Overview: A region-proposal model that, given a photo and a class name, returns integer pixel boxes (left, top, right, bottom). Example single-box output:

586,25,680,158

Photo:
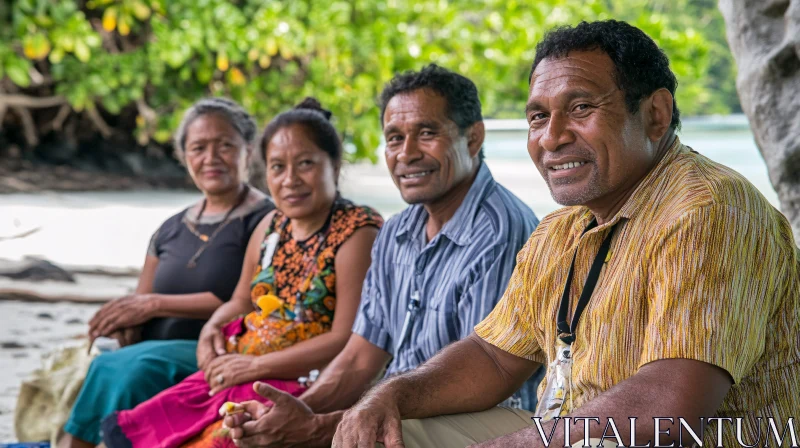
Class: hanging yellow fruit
258,54,271,69
102,7,117,32
131,1,151,21
118,16,131,36
229,67,245,86
216,52,229,71
247,48,259,61
266,38,278,56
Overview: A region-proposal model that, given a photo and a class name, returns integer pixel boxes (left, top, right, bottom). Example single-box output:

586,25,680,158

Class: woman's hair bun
294,97,333,120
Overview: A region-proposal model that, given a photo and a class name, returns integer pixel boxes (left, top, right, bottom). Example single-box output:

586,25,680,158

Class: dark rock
36,312,55,320
66,318,83,325
720,0,800,241
0,257,76,283
1,341,25,349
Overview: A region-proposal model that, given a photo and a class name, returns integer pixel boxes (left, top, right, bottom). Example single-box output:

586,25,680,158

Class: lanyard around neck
556,219,620,345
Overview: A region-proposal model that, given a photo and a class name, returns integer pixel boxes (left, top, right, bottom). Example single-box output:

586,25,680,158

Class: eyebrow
525,88,598,115
384,120,442,134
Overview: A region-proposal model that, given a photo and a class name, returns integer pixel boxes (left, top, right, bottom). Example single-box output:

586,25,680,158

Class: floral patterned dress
180,198,382,448
226,198,382,355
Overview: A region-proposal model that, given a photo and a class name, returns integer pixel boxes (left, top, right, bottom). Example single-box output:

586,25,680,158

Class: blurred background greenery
0,0,738,163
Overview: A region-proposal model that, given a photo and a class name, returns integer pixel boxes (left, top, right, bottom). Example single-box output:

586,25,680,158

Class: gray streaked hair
173,97,258,164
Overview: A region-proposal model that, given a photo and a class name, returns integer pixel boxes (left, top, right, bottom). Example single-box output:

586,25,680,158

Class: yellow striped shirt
475,139,799,446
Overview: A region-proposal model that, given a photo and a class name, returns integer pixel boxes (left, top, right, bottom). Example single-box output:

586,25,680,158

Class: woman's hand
88,294,158,338
107,326,143,348
205,354,263,396
197,323,227,371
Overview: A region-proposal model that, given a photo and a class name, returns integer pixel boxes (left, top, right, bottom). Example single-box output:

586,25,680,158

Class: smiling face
184,113,250,196
383,88,479,205
526,50,657,208
265,124,338,220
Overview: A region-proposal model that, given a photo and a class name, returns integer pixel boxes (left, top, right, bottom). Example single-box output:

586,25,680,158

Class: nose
396,137,423,165
539,112,575,152
203,144,223,164
281,163,301,187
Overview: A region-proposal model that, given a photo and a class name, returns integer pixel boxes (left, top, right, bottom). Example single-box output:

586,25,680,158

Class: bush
0,0,728,162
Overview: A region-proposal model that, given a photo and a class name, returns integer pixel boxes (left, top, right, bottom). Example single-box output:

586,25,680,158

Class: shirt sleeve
146,228,160,257
474,236,545,363
638,204,791,383
351,230,392,353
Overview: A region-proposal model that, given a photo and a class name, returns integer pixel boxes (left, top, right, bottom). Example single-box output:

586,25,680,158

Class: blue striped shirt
352,162,543,410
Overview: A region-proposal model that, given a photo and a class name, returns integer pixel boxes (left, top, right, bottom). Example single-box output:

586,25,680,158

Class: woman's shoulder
332,200,384,231
158,207,192,233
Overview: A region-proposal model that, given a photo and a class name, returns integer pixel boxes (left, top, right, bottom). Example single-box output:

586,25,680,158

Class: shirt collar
395,162,495,246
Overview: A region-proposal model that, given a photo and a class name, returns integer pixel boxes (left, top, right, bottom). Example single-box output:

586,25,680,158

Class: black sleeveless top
142,195,274,341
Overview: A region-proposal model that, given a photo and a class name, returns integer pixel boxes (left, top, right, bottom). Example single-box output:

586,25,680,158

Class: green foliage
1,0,738,161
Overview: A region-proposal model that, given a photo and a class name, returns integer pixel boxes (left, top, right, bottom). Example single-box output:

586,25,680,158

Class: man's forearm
299,335,390,413
382,334,536,420
479,359,732,448
300,360,381,413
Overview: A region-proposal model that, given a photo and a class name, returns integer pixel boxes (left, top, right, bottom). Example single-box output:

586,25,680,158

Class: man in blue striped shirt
222,65,540,447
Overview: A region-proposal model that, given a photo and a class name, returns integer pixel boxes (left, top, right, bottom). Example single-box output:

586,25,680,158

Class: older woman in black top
61,98,274,448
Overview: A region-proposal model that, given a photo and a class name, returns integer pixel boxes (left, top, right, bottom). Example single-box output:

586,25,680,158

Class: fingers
239,400,270,419
94,307,126,337
228,425,244,441
252,381,292,406
212,330,226,355
223,411,252,430
380,418,406,448
196,340,215,370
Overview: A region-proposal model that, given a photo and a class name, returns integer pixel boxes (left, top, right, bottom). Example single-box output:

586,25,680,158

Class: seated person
60,97,273,448
222,65,541,448
333,20,800,448
100,98,383,448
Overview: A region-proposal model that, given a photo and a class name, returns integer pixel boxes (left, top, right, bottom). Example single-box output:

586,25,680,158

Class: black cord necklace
185,185,250,269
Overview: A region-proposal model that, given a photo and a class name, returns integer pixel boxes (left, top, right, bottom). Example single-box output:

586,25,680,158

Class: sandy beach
0,301,99,443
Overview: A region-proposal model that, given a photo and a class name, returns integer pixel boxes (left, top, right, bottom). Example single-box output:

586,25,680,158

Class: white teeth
403,171,432,178
552,161,586,171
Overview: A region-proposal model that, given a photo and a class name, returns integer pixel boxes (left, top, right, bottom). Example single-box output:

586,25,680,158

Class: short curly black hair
530,20,681,130
379,64,484,160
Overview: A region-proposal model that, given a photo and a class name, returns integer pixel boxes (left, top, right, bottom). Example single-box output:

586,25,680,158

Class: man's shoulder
654,149,781,226
473,181,539,237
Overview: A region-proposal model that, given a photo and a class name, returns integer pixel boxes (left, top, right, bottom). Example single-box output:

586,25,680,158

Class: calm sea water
0,117,780,269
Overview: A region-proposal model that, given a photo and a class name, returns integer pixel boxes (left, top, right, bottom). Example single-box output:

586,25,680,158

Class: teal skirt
64,340,198,444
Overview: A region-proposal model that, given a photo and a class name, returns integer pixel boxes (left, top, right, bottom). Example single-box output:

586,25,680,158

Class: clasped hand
222,382,318,447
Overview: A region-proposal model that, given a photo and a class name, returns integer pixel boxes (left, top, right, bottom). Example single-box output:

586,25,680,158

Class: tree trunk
718,0,800,242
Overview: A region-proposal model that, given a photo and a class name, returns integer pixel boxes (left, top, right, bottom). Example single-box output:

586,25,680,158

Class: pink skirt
101,319,306,448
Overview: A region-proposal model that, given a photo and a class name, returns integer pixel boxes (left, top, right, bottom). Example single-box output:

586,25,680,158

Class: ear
466,121,485,159
644,88,673,142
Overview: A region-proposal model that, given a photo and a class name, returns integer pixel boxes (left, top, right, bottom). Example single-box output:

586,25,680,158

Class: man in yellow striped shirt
333,20,800,448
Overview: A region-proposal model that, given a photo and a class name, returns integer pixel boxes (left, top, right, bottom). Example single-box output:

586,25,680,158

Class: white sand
0,300,101,443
